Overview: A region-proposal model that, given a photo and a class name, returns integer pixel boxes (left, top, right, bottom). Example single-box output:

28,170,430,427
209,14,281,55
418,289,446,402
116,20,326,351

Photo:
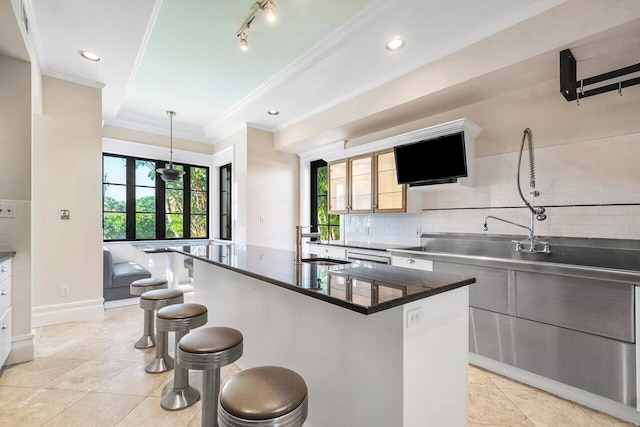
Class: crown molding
203,0,403,137
105,110,211,143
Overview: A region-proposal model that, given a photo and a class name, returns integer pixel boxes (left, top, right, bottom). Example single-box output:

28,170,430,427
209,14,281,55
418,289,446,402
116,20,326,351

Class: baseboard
5,333,35,365
104,297,139,309
469,353,640,425
32,298,105,327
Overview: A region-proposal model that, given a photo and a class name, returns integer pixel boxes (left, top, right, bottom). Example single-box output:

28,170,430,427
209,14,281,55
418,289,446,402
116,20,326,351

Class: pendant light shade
156,110,185,183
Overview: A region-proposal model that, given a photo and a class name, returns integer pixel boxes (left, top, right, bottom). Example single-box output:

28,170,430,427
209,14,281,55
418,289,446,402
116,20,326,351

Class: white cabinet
0,258,12,367
391,255,433,272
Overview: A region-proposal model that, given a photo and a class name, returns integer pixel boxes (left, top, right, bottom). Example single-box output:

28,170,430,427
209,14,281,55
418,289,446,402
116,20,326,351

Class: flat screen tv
394,132,467,186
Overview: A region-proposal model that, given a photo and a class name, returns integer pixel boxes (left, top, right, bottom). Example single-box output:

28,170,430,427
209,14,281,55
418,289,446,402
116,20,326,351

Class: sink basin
301,258,351,266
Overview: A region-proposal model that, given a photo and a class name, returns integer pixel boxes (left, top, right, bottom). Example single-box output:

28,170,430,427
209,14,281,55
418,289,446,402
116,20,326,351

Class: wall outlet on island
406,307,422,328
414,228,421,237
60,285,70,297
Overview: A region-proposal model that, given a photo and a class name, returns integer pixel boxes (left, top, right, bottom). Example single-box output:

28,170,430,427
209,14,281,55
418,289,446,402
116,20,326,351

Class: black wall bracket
560,48,640,102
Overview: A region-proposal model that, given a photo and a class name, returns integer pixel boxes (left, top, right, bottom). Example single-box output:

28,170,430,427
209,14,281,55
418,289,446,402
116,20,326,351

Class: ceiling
11,0,568,144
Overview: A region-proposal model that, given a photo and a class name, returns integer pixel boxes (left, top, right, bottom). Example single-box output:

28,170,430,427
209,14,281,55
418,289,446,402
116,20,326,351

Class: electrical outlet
414,228,421,237
0,202,16,218
259,216,264,224
60,286,70,297
406,307,422,328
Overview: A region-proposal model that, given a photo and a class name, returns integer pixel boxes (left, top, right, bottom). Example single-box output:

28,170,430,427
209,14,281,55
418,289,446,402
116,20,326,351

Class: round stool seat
177,327,244,426
220,366,308,423
140,289,183,310
130,278,168,296
178,327,243,370
157,303,208,333
142,289,184,374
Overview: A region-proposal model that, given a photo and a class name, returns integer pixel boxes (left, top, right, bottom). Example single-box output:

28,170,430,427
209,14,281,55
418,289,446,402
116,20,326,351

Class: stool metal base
134,334,155,349
145,354,173,373
160,385,200,411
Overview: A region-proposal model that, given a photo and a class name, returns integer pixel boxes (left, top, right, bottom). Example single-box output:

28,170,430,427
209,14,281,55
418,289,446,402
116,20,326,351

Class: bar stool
177,327,243,426
218,366,308,427
141,289,184,373
156,303,208,410
130,277,169,349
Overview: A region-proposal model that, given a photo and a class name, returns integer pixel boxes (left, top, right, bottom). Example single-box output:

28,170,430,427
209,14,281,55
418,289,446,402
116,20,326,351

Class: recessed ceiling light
267,110,279,116
385,38,405,51
79,49,102,62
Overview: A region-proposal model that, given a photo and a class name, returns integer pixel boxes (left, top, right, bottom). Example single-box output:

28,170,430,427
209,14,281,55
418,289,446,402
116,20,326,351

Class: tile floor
0,300,634,426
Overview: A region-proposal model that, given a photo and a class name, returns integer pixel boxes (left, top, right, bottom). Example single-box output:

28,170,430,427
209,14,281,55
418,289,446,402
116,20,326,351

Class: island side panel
403,286,469,426
193,259,404,427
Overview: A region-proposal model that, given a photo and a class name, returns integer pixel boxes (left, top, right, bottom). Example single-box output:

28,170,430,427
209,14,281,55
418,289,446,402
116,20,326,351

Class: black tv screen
394,132,467,186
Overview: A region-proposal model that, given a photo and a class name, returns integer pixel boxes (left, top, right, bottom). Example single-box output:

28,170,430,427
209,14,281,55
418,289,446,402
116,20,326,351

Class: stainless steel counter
389,233,640,283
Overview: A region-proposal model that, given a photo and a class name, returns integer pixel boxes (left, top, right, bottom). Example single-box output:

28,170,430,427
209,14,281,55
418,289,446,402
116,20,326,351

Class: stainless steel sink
301,258,351,266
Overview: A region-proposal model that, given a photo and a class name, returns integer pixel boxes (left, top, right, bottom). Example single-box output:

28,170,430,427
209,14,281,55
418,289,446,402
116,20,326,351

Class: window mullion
156,160,165,239
126,157,136,240
184,165,191,239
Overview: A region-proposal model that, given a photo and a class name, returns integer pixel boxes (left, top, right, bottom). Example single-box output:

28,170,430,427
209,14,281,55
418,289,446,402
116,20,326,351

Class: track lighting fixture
235,0,277,51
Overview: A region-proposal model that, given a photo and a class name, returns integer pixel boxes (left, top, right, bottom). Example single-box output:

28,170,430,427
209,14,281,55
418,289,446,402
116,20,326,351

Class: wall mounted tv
394,131,467,187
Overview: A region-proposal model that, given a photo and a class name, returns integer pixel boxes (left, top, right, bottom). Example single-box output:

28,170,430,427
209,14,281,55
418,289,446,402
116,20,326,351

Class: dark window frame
310,160,340,241
102,153,209,242
219,163,232,240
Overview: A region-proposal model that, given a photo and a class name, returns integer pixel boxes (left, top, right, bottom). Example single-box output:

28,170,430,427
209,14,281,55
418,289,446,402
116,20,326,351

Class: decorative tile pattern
0,296,632,426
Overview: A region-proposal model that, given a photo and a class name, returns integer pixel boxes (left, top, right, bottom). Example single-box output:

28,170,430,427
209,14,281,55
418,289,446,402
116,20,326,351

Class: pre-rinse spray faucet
483,128,550,254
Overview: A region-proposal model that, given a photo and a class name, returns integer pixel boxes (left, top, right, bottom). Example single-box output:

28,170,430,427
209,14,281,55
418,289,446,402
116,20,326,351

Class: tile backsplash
344,133,640,244
0,199,31,342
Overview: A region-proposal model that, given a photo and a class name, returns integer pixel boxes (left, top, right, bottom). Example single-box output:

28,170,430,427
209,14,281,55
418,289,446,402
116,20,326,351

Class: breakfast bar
158,243,474,427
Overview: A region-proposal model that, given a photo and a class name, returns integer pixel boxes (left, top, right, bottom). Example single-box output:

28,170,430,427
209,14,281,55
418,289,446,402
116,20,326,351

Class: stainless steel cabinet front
470,307,636,406
515,271,635,343
435,261,511,315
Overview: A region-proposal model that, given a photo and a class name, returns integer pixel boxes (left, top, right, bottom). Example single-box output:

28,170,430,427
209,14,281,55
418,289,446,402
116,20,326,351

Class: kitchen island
155,243,474,427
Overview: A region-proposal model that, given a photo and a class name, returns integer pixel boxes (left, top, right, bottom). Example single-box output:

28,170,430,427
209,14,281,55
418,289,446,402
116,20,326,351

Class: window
311,160,340,241
219,163,232,240
103,153,209,241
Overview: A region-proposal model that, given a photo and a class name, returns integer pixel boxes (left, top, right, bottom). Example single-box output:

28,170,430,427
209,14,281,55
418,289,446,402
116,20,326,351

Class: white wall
32,76,103,326
344,132,640,244
247,127,299,250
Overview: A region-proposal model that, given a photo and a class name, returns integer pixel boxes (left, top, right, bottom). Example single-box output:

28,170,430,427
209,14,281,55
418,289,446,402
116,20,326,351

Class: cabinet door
328,160,349,213
374,149,406,213
349,154,373,213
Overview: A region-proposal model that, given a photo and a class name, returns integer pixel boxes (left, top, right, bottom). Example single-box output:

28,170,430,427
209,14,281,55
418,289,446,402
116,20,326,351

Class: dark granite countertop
0,252,15,263
143,243,474,315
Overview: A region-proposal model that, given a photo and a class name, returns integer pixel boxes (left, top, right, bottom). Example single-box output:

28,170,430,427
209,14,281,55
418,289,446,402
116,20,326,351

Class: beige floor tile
92,340,156,363
0,385,33,408
41,336,120,360
468,364,495,387
0,388,86,426
43,391,145,427
42,359,133,392
187,410,201,427
501,388,601,427
468,385,534,426
0,358,86,388
115,396,200,427
484,370,536,391
35,335,87,358
96,362,173,396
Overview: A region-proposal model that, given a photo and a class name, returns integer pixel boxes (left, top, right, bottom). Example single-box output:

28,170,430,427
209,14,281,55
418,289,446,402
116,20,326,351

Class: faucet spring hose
517,128,544,219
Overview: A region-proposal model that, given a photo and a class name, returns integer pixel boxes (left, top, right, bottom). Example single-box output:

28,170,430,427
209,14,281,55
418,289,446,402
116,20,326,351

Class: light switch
60,209,70,220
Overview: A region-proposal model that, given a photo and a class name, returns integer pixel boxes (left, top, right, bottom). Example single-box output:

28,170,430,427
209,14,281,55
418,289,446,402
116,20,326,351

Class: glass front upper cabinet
374,149,406,212
348,154,373,213
328,159,349,213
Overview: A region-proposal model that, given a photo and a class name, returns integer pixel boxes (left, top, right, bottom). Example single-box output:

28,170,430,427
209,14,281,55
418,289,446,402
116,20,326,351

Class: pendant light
156,110,185,183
